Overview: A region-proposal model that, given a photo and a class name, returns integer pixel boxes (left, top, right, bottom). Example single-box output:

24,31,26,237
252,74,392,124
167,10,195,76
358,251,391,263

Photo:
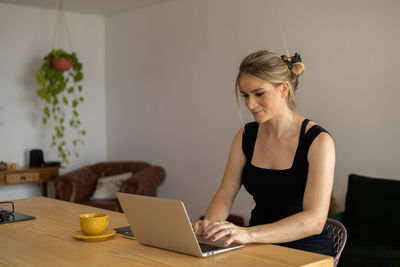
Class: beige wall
0,3,107,200
103,0,400,223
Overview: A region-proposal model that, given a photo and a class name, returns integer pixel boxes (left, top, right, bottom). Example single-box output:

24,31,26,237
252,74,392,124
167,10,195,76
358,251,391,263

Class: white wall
106,0,400,223
0,3,107,200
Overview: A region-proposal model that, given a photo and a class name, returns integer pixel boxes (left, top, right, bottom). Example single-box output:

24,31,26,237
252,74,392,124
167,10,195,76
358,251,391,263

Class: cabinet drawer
0,173,5,185
6,172,39,184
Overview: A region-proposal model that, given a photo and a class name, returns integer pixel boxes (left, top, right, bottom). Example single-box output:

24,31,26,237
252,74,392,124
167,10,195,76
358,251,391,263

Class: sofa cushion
90,172,133,200
339,238,400,267
344,174,400,246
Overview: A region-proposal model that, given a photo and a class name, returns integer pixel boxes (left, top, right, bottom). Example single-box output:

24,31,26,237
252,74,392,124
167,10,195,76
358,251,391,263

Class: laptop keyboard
199,243,222,253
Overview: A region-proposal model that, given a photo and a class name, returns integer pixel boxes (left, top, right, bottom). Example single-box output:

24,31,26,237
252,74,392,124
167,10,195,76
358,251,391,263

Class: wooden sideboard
0,167,60,196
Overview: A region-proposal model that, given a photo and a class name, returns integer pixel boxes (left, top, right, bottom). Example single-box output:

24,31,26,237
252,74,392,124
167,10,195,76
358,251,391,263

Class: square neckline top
247,118,310,172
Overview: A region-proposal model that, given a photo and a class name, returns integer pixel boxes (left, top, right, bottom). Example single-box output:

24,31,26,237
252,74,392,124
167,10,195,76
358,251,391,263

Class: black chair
326,218,347,267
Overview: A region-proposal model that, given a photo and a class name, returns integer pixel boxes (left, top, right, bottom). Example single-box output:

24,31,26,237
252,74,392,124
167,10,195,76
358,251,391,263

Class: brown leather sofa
54,162,166,212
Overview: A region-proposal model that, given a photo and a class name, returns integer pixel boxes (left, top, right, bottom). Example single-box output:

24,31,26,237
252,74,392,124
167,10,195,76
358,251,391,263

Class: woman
193,50,335,255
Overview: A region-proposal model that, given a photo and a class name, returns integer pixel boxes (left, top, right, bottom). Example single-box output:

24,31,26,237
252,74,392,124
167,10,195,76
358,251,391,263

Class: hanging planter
51,57,72,72
35,2,85,164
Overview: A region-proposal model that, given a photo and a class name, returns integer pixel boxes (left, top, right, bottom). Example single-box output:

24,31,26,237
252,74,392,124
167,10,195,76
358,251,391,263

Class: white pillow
90,172,133,200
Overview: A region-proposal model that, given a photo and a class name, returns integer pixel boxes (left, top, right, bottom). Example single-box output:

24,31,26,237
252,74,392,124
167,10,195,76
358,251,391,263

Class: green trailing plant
36,49,85,164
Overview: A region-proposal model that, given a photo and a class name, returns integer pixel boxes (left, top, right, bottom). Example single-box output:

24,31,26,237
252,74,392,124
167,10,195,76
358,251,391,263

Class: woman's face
239,73,287,123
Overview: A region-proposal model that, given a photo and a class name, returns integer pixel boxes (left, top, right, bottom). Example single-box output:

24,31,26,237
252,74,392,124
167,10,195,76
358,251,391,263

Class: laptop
117,192,244,257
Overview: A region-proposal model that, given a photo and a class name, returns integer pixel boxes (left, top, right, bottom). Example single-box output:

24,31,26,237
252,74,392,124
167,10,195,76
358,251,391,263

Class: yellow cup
80,213,109,236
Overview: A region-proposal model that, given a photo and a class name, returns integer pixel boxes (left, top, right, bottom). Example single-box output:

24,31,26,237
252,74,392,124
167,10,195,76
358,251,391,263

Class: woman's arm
206,131,335,246
193,128,246,233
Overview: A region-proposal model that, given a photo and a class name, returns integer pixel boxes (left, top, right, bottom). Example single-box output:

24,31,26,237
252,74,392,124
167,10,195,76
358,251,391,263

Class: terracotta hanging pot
51,57,72,72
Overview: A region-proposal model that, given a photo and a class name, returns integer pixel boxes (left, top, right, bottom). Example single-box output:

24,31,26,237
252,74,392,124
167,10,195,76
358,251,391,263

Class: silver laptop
117,192,244,257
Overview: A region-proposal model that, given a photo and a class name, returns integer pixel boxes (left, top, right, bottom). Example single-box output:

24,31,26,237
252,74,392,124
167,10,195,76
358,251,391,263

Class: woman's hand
202,220,252,246
192,219,214,236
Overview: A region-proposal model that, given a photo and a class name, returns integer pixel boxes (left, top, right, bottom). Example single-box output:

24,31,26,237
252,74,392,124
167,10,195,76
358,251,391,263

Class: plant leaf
74,72,83,82
44,107,50,117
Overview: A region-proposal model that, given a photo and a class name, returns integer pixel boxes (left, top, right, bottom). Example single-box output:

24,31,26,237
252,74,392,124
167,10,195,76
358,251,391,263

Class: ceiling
0,0,168,16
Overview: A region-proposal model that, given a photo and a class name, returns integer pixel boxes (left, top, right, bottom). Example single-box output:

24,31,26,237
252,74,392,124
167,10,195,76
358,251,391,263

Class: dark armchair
54,162,166,212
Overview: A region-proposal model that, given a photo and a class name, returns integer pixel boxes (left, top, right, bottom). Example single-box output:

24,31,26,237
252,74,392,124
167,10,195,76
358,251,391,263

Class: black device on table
114,226,135,239
29,149,61,168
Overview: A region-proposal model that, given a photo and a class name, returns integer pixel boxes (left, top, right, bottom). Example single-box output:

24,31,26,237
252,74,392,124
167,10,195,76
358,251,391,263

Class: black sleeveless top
241,119,333,256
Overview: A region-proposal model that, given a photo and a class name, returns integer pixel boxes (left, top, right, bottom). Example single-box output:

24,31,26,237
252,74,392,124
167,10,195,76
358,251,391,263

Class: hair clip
281,53,301,69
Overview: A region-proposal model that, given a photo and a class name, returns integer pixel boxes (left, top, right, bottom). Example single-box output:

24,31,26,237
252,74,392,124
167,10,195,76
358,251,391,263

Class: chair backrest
326,218,347,267
345,174,400,246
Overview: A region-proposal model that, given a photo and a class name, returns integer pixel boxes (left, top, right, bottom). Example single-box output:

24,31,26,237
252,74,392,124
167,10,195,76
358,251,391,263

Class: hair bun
291,62,305,77
280,53,305,77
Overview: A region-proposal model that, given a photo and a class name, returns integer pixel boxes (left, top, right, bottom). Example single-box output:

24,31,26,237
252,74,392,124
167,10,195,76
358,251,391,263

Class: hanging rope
52,2,73,52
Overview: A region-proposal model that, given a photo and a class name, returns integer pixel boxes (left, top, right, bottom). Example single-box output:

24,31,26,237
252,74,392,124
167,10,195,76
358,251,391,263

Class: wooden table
0,197,333,266
0,167,60,196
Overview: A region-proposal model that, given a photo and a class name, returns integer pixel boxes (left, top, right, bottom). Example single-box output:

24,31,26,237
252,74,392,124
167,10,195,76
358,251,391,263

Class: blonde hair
235,49,305,126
